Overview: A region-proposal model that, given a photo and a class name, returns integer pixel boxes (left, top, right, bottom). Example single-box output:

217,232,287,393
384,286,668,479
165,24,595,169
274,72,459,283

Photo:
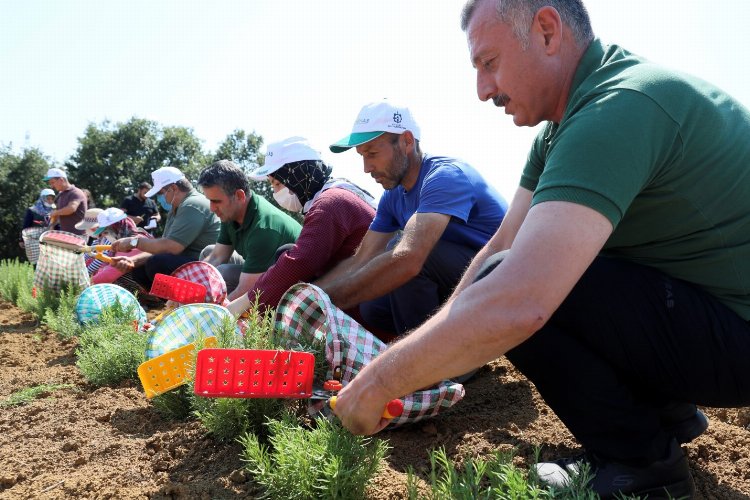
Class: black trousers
478,252,750,462
132,253,196,290
360,238,477,336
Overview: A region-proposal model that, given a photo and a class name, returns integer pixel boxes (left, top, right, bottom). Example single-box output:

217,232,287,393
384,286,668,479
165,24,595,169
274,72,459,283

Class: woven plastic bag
34,230,90,293
275,283,465,427
75,283,146,326
21,227,45,264
145,303,243,359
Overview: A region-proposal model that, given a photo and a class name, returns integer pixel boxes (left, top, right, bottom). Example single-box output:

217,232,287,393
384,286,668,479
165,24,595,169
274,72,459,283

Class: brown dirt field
1,298,749,499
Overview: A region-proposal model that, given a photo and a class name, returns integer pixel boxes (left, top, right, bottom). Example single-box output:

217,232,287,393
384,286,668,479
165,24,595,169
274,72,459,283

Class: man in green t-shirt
198,160,301,301
330,0,750,498
110,166,220,289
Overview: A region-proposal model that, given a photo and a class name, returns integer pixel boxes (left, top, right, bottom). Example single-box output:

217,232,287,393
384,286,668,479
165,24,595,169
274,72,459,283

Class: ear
235,189,247,203
401,131,417,155
533,6,563,54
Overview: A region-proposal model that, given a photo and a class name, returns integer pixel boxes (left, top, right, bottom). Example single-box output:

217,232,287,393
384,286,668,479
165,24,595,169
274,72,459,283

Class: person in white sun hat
316,100,508,340
85,207,152,285
196,159,301,301
224,137,377,323
43,167,87,234
110,166,219,290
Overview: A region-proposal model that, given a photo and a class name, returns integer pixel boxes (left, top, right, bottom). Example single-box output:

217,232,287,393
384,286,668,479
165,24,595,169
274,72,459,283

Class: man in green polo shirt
198,160,301,301
331,0,750,498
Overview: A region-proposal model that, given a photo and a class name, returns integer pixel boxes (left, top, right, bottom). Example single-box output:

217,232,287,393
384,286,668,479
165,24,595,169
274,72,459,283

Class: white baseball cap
330,101,421,153
248,137,322,181
144,167,186,197
43,167,68,181
93,207,127,236
40,188,55,198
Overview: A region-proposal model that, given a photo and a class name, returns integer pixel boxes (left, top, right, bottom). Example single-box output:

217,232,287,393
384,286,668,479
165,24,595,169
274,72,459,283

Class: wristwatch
130,237,139,249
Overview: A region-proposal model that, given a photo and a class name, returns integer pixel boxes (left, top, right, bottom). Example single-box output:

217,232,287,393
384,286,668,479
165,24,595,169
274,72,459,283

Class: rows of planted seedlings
0,258,607,499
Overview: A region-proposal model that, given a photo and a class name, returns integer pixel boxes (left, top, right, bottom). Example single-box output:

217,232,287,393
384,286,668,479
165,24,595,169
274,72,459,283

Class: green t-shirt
521,39,750,319
217,192,301,274
163,189,220,259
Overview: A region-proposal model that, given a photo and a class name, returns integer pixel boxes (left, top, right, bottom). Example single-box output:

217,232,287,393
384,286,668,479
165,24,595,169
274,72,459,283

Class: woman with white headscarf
227,136,376,316
21,188,56,232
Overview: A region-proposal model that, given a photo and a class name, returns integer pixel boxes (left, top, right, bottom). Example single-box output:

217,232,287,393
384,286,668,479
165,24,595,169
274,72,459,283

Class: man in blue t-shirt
318,101,507,338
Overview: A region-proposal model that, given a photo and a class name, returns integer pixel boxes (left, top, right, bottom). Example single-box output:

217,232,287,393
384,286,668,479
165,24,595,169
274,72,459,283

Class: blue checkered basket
75,283,146,326
145,303,236,359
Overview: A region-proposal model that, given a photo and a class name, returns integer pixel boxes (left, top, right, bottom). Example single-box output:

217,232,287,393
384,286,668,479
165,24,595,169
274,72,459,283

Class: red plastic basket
194,348,315,398
149,273,207,304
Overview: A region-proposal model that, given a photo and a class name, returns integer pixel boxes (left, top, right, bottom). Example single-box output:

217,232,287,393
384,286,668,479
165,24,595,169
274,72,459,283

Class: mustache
492,94,510,107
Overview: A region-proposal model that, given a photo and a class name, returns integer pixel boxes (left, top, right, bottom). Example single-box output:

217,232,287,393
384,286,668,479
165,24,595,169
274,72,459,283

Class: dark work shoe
661,404,709,444
534,438,695,499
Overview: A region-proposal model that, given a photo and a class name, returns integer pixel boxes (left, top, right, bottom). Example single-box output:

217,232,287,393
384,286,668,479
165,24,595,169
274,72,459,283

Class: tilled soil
1,299,749,499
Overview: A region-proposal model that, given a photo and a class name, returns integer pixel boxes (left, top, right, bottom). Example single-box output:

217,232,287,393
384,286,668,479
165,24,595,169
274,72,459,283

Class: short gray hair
461,0,593,48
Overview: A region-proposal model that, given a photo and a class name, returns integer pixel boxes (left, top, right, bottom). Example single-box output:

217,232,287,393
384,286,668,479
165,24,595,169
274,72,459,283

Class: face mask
157,188,174,211
273,187,303,213
157,194,172,211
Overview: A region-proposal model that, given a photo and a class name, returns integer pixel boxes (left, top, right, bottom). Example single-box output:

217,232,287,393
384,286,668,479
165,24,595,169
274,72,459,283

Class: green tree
0,146,51,260
67,118,209,208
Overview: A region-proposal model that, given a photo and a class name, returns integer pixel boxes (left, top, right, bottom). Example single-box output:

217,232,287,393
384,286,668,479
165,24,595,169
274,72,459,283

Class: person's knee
474,250,508,283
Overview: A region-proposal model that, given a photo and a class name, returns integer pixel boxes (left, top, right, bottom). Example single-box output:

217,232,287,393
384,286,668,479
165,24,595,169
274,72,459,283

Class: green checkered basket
275,283,465,427
34,230,90,293
75,284,147,326
146,303,242,359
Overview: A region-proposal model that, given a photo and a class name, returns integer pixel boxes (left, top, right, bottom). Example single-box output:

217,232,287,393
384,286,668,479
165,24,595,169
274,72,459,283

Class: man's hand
110,255,135,273
132,215,144,225
111,237,136,253
331,374,393,435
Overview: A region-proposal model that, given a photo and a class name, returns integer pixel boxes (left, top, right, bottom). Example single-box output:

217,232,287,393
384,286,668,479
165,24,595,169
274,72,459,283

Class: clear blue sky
2,0,748,201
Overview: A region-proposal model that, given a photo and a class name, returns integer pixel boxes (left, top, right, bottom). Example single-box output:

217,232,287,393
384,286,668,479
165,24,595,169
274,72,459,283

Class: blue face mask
157,194,172,211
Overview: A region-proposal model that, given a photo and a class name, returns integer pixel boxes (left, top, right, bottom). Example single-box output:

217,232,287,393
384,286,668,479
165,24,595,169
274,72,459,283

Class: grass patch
240,411,389,499
1,383,75,408
406,447,607,500
0,259,35,304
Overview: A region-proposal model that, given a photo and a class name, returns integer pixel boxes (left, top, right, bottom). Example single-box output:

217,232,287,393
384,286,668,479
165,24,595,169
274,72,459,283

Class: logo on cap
393,112,402,124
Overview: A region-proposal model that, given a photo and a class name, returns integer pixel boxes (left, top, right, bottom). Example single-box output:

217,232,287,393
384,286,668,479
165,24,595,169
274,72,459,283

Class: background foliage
0,119,284,260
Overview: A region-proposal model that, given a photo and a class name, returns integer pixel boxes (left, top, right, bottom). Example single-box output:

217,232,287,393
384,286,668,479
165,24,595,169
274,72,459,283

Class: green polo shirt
217,192,301,274
521,38,750,319
163,188,220,259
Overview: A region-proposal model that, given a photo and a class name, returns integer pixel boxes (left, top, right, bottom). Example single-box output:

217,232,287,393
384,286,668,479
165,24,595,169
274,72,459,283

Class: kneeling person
227,137,376,315
198,160,301,300
110,167,220,289
318,101,508,337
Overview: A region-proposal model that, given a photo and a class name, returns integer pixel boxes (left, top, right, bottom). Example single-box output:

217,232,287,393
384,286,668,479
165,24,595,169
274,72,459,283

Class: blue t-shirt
369,154,507,250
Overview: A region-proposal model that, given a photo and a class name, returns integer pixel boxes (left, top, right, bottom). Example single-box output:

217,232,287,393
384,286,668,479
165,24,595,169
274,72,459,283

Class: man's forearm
324,251,418,310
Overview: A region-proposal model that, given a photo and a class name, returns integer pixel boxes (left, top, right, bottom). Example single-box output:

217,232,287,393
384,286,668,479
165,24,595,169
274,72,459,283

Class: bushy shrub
190,312,292,442
75,301,149,386
240,411,389,499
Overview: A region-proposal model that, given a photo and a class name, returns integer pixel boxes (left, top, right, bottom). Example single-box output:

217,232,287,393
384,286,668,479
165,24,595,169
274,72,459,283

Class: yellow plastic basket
138,336,218,399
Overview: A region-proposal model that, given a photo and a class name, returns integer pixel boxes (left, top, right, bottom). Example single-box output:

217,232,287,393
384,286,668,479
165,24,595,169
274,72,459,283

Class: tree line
0,118,275,260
